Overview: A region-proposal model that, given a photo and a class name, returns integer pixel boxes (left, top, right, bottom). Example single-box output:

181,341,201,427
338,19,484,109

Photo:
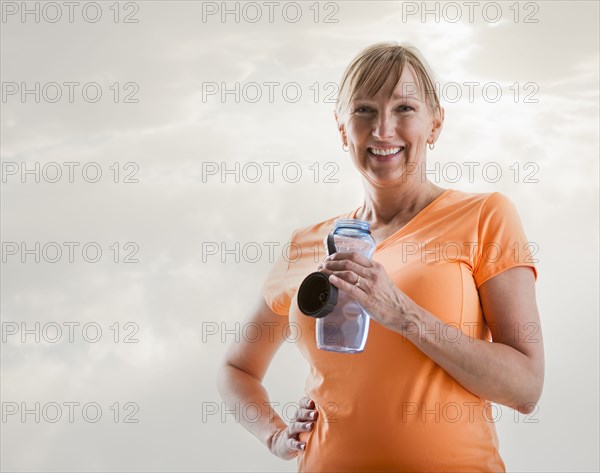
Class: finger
288,421,314,438
321,258,366,274
326,251,371,267
327,270,364,287
300,397,315,409
322,264,368,288
329,273,367,297
296,408,318,421
320,262,370,284
297,420,314,433
323,267,366,286
287,437,305,452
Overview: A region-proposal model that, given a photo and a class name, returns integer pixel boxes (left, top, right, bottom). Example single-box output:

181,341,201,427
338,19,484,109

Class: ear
334,110,348,145
429,106,444,144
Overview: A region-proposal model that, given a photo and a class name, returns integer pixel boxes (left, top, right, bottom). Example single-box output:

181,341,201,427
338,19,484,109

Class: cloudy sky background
1,1,598,471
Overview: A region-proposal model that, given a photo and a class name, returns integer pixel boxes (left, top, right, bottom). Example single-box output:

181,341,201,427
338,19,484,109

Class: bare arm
393,266,545,414
217,295,289,450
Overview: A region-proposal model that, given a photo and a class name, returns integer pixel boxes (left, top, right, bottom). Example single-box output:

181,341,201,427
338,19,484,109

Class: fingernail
305,422,312,429
300,443,305,451
309,411,316,419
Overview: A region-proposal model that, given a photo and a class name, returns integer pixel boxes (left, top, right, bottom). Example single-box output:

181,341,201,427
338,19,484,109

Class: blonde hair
335,42,441,126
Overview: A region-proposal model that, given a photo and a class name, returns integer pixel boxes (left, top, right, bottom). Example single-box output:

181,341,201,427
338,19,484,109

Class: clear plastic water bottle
297,219,377,353
315,219,376,353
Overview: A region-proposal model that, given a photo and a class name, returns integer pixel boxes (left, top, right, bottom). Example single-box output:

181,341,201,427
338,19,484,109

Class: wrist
397,303,426,342
266,418,287,452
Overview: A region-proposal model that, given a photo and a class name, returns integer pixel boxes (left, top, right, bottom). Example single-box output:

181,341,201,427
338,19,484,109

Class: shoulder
440,189,518,217
426,190,525,240
290,209,355,244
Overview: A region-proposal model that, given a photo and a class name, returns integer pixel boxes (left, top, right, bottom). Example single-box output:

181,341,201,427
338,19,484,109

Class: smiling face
339,65,443,187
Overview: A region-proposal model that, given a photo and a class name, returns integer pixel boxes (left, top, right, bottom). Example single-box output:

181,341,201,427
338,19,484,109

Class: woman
218,42,544,472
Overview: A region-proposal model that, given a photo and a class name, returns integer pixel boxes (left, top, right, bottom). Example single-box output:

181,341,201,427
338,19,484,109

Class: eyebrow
353,94,421,101
392,93,420,100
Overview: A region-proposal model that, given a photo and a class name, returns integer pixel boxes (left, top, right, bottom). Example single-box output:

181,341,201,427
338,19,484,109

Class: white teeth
369,147,403,156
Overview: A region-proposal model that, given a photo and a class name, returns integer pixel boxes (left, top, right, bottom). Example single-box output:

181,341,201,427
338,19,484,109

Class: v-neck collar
346,189,453,251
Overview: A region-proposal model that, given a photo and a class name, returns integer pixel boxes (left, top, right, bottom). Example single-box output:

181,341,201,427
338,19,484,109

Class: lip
367,146,405,160
368,144,404,150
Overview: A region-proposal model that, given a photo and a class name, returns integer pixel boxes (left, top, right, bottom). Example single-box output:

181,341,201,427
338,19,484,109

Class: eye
352,106,374,114
397,105,415,112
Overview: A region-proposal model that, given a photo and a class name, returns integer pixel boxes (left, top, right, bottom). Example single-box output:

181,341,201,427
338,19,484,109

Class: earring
342,142,349,152
428,142,435,150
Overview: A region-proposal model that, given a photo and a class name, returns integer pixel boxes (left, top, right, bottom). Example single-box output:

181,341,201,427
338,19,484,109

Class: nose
372,111,395,140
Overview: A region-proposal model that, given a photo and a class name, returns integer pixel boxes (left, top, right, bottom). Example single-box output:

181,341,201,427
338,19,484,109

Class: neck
356,179,445,226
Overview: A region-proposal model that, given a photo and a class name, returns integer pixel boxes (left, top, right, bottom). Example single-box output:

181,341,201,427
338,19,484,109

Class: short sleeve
473,192,538,288
260,229,296,316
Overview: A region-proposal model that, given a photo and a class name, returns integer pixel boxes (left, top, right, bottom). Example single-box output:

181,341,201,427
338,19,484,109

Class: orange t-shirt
261,189,538,472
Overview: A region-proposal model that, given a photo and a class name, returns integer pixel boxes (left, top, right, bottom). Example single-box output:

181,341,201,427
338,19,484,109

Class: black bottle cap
297,271,338,318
